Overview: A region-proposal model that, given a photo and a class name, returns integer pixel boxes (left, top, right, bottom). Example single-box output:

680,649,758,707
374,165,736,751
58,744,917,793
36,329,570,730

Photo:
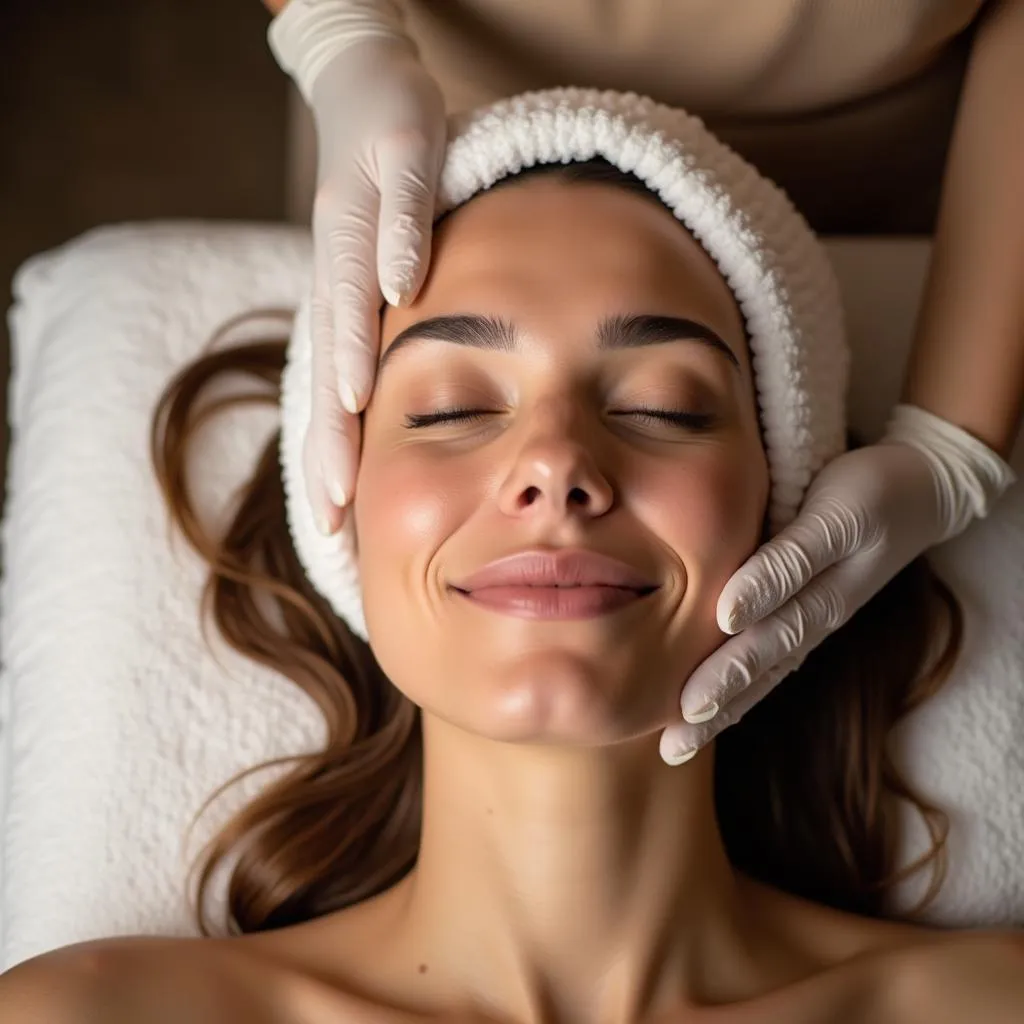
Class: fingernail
666,746,698,766
339,383,359,415
683,700,719,725
315,512,334,537
328,479,348,508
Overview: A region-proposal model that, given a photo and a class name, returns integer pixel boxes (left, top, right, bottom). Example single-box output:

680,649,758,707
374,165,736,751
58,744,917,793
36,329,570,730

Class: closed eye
404,407,714,430
404,408,494,428
611,408,715,430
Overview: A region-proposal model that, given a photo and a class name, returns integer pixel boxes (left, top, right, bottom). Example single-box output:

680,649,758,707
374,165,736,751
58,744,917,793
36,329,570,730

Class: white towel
2,224,327,968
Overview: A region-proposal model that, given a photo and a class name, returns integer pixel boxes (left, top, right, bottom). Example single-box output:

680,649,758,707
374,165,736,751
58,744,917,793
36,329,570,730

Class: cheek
355,450,455,585
353,450,444,699
357,458,449,554
646,445,766,555
635,440,769,649
353,442,485,652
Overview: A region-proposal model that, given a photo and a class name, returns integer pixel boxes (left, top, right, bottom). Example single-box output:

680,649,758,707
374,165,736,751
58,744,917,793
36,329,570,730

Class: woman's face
354,173,769,747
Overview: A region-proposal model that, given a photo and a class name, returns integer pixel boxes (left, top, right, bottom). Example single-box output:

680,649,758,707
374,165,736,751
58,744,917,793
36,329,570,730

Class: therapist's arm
903,0,1024,459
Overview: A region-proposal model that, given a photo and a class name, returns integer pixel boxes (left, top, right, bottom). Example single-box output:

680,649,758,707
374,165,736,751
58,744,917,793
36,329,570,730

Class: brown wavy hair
150,160,961,938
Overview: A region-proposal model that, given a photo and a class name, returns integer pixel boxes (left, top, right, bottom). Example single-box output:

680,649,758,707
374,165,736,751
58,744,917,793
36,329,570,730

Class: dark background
0,0,289,526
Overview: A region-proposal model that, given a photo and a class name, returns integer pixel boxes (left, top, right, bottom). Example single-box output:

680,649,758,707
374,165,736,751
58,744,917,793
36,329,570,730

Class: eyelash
403,407,714,430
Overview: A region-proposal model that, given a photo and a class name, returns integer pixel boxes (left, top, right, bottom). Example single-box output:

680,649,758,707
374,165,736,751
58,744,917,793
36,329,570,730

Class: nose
496,401,614,522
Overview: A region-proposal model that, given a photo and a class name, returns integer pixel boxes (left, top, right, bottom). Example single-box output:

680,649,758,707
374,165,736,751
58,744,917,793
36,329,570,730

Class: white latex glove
659,403,1017,766
269,0,447,534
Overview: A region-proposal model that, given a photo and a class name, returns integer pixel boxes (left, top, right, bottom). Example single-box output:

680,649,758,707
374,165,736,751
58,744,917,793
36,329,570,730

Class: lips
450,549,659,620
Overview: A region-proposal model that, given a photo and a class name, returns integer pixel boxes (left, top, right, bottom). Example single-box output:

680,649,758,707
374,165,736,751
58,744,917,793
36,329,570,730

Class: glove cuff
268,0,413,105
882,402,1018,541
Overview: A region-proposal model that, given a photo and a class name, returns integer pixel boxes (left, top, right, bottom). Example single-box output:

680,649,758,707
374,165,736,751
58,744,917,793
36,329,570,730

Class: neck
386,716,760,1024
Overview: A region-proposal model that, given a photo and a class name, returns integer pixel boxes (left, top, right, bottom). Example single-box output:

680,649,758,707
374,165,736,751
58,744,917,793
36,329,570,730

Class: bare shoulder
741,880,1024,1023
884,930,1024,1023
0,934,295,1024
0,941,110,1023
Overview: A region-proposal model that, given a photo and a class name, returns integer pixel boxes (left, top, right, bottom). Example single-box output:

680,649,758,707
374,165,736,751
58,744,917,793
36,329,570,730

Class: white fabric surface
1,224,1021,972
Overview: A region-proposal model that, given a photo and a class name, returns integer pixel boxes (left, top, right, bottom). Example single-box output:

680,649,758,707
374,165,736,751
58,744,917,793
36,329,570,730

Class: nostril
518,485,594,509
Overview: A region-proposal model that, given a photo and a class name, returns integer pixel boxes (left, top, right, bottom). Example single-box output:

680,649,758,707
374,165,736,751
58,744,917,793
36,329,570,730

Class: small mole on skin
418,963,428,974
486,807,494,816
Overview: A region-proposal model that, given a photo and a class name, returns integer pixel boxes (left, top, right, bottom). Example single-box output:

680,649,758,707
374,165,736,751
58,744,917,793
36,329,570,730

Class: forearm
902,0,1024,459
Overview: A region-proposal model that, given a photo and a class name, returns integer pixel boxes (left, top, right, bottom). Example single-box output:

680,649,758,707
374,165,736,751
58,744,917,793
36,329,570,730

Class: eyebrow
377,312,740,373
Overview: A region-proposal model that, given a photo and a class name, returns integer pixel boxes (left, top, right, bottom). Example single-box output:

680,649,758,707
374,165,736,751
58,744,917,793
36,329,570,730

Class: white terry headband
280,87,849,642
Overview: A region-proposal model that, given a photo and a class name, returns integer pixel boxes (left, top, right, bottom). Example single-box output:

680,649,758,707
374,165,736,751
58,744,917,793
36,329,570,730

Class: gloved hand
659,403,1017,766
269,0,447,535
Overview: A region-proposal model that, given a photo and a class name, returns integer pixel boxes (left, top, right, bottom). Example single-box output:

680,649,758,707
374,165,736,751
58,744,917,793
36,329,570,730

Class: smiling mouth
449,547,660,619
451,583,657,620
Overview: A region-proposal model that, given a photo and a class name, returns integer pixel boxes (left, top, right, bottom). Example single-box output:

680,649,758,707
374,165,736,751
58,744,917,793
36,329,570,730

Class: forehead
382,175,748,366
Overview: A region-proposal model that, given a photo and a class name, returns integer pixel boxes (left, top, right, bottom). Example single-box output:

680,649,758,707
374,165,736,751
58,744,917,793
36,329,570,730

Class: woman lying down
2,89,1022,1024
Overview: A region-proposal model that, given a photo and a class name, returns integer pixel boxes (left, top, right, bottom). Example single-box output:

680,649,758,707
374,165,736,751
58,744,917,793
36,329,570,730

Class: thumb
718,494,856,633
376,132,442,307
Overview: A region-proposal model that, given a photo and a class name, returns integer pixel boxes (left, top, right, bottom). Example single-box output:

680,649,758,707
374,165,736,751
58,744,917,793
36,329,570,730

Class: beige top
398,0,991,232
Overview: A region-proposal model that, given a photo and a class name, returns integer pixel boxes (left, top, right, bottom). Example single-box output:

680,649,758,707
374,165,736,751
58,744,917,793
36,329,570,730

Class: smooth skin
2,175,1022,1024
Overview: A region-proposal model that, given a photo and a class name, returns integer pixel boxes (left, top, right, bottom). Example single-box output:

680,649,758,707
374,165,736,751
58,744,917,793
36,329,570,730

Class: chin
438,647,681,748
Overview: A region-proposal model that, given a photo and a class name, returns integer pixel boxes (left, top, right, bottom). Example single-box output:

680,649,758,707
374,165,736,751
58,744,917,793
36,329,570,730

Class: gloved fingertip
659,726,701,766
718,600,747,634
335,359,373,414
327,478,349,509
318,493,350,536
384,269,421,309
397,262,430,308
382,228,430,309
324,446,357,509
339,382,360,415
315,511,334,537
682,700,719,725
719,579,765,632
308,483,341,537
664,746,698,767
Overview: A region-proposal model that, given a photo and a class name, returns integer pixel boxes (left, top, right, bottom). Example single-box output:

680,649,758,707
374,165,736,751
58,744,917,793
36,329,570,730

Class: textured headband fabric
280,87,849,642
